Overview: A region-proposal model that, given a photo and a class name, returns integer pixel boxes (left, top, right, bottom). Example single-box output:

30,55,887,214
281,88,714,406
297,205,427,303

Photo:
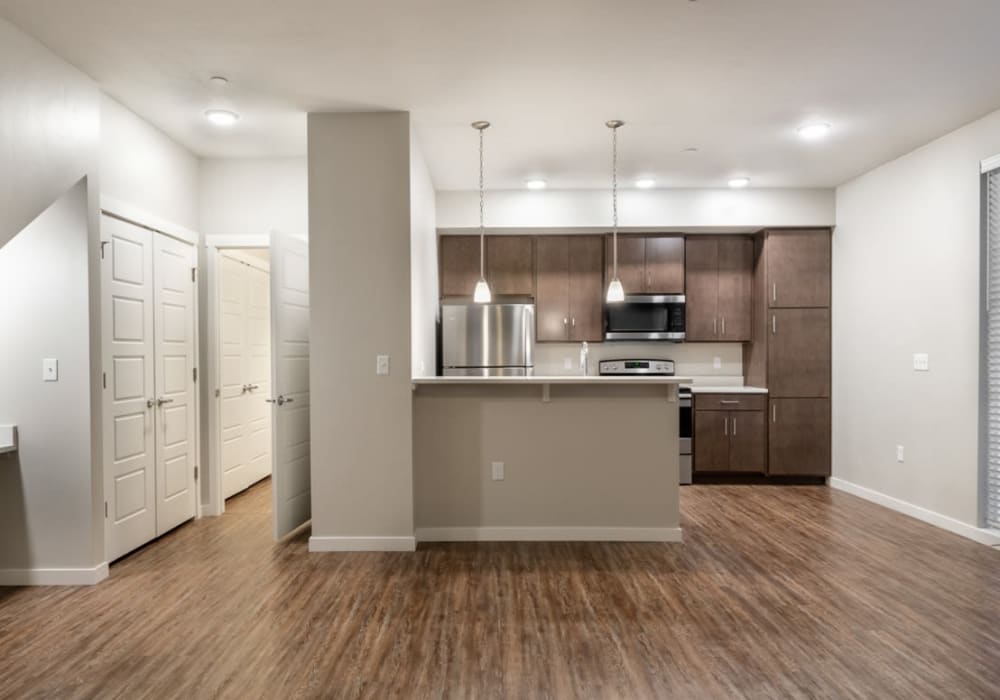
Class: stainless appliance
604,294,686,341
441,301,535,376
597,358,691,484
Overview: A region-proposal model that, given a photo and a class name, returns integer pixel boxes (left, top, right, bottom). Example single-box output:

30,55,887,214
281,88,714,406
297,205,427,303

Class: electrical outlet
376,354,390,376
563,357,573,370
913,353,929,371
713,357,722,370
43,358,58,382
491,461,505,481
896,445,905,463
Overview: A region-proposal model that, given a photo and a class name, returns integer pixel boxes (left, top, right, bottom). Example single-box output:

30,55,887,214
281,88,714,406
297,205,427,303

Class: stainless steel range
598,359,692,485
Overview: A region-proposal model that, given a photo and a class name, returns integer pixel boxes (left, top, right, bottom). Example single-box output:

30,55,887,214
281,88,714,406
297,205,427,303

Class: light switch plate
491,461,505,481
913,353,929,372
43,358,58,382
376,354,390,376
896,445,905,462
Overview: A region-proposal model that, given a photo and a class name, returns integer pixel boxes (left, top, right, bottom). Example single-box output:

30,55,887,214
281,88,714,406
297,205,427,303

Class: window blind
987,168,1000,529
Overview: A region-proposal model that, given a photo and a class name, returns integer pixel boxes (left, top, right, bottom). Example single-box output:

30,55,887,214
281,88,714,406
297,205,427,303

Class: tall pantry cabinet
744,229,832,477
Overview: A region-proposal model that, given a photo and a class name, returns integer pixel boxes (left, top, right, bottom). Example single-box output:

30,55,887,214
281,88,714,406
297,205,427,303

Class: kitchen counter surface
412,375,692,385
686,385,769,394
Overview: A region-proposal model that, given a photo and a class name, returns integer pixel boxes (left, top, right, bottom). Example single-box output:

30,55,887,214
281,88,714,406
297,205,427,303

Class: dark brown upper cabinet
440,235,535,299
767,307,831,398
685,237,752,342
767,230,831,308
487,236,535,297
605,234,684,295
536,236,604,342
439,235,481,298
768,398,831,476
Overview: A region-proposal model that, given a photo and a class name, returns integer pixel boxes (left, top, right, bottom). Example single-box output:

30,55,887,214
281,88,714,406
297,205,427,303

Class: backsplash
533,342,744,379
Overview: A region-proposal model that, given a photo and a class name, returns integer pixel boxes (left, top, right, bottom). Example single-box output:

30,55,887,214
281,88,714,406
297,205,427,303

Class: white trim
100,196,199,246
415,526,683,543
830,478,1000,546
219,248,270,272
981,153,1000,174
308,536,417,552
206,234,271,249
0,562,109,586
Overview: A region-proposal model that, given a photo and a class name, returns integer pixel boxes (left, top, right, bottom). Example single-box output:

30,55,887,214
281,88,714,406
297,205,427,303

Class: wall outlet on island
491,461,505,481
376,354,390,376
713,357,722,370
896,445,905,463
563,357,573,370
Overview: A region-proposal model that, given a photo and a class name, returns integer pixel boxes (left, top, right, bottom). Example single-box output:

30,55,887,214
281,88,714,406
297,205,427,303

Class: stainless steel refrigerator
441,301,535,376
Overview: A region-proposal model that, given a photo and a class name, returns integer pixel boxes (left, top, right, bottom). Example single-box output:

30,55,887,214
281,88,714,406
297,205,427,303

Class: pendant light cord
479,126,486,280
612,123,619,278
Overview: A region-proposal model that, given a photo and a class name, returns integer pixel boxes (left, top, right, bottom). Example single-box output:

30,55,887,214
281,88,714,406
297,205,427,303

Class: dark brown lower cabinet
768,398,831,476
694,409,766,473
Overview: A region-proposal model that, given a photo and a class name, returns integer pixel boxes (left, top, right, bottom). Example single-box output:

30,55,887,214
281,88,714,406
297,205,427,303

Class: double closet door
219,253,272,499
102,215,198,562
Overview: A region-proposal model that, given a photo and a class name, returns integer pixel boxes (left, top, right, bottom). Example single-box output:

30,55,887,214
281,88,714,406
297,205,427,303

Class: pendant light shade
471,120,492,304
606,119,626,303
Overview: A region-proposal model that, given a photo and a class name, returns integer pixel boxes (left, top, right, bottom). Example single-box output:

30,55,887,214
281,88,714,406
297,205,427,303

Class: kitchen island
411,376,688,542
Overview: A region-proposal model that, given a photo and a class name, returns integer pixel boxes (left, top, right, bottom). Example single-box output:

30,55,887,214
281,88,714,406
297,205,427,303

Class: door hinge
191,267,197,283
103,372,107,389
194,465,199,481
193,367,198,383
104,501,108,518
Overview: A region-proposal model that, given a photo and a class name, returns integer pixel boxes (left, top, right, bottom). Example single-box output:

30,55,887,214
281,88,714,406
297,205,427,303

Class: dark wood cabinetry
605,235,684,294
768,398,831,476
440,235,534,298
767,308,831,397
767,230,831,308
536,236,604,342
694,394,766,474
685,237,752,341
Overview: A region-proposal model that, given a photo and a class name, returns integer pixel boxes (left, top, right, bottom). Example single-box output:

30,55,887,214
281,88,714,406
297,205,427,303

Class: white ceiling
3,0,1000,190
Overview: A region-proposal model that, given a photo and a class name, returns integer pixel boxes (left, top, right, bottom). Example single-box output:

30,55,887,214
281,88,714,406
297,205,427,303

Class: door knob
246,384,260,391
156,397,174,406
146,398,156,409
266,395,294,406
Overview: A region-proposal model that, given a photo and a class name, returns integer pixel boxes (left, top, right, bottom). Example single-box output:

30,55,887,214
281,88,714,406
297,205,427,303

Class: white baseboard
829,477,1000,547
201,501,223,517
415,526,683,543
308,536,417,552
0,562,109,586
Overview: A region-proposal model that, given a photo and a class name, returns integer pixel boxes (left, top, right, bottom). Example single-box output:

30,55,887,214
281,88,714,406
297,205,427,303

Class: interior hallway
0,480,998,699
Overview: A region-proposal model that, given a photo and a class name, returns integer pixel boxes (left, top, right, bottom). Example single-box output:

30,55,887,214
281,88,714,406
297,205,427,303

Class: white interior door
153,233,197,535
219,254,249,498
245,263,272,484
270,232,311,539
102,216,157,561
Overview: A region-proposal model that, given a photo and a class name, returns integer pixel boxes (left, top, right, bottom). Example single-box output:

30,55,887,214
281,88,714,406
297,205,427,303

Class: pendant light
471,121,492,303
606,119,626,303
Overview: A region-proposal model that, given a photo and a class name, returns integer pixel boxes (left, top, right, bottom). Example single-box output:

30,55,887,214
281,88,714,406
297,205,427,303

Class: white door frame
100,196,202,565
204,234,276,517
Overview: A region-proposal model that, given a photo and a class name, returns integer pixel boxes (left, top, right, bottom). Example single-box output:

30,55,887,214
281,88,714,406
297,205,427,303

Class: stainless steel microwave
604,294,686,341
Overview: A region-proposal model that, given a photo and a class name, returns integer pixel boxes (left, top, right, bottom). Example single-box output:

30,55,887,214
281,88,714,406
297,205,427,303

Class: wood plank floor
1,481,998,699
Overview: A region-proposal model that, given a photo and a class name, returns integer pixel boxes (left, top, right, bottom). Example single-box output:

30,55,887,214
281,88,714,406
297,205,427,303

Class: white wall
437,188,835,231
0,17,99,249
199,158,308,239
308,112,415,549
0,181,104,582
410,135,438,378
100,95,200,230
534,342,743,380
833,107,1000,529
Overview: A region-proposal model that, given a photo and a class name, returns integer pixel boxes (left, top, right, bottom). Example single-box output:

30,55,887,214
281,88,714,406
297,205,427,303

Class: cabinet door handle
713,318,718,336
732,417,736,436
719,400,739,405
723,417,728,436
721,317,726,336
563,317,568,326
571,317,576,328
772,283,777,302
772,404,777,423
771,315,776,335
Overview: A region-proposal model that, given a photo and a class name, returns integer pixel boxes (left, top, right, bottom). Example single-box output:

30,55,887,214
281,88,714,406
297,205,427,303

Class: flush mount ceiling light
796,122,831,140
525,179,547,190
471,121,492,304
728,177,751,188
606,119,626,304
204,109,239,127
635,178,656,189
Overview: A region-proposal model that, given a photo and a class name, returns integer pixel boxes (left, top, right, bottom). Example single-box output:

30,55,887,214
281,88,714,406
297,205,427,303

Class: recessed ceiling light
525,179,547,190
635,178,656,189
796,122,831,140
205,109,239,127
728,177,751,188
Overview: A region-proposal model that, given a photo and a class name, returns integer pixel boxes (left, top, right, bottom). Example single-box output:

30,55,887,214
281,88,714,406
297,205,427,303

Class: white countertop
686,385,768,394
413,375,692,385
0,425,17,455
